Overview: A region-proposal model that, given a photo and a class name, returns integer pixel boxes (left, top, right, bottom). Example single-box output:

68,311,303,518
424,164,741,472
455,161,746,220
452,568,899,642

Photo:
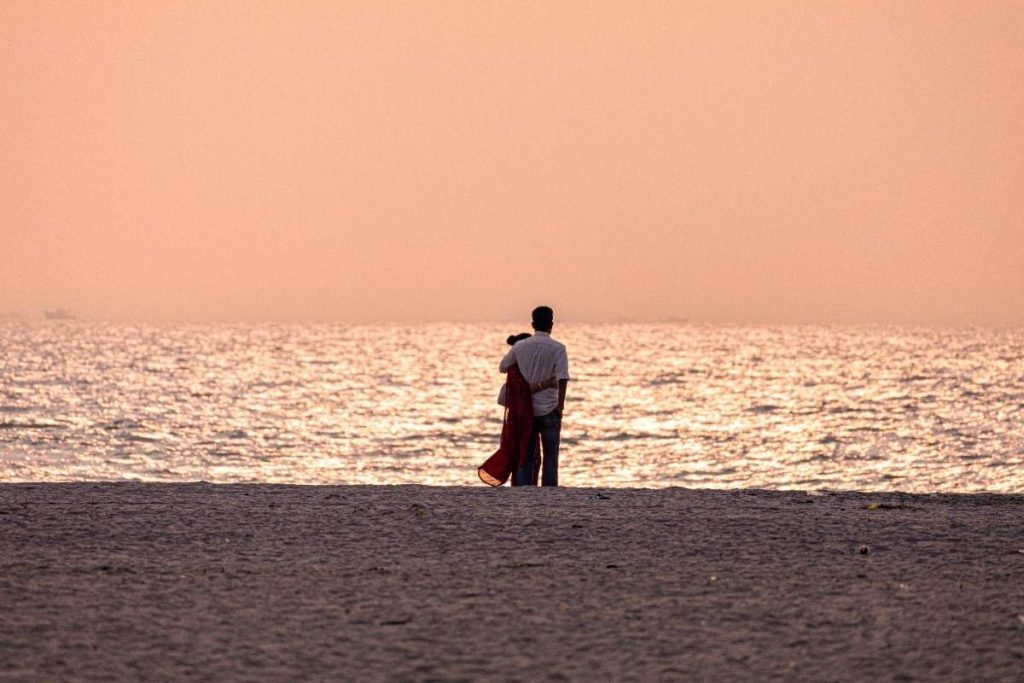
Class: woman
478,333,558,487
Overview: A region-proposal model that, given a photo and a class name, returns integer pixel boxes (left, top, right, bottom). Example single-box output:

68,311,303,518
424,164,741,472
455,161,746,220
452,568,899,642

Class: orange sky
2,1,1022,324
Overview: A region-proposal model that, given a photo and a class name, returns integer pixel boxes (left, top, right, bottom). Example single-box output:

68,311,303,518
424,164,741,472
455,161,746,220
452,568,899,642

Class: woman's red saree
478,364,538,486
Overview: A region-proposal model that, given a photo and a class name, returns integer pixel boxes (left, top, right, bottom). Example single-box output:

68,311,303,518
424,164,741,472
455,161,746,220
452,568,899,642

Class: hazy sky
2,1,1022,324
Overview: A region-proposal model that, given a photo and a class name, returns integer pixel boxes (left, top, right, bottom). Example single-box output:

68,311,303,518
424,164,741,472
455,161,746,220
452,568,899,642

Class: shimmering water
1,322,1021,491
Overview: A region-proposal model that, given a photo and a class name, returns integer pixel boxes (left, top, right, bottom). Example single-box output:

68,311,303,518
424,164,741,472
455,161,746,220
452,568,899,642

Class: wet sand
1,483,1023,681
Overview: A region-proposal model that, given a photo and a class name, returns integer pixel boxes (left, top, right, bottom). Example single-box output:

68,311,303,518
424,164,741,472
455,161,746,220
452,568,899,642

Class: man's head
531,306,554,332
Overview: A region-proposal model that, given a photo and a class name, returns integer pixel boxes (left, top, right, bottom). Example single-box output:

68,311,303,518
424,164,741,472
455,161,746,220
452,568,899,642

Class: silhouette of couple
479,306,570,487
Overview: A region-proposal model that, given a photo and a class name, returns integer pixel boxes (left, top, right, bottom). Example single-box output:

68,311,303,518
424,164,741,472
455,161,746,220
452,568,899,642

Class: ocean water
1,322,1021,492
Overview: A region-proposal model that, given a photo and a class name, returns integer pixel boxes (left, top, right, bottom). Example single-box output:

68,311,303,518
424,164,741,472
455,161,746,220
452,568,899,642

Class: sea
1,322,1021,492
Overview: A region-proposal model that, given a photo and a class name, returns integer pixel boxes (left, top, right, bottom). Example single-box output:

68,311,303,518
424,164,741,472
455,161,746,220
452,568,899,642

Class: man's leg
538,412,561,487
515,426,540,486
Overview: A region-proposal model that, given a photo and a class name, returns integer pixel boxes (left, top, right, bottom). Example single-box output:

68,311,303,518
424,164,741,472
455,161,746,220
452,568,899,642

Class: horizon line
1,312,1020,331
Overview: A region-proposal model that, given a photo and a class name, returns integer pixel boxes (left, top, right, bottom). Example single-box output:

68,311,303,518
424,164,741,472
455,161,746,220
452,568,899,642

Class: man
499,306,570,486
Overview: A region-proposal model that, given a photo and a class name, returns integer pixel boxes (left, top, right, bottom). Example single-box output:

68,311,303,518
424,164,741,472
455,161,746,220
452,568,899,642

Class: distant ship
43,308,74,320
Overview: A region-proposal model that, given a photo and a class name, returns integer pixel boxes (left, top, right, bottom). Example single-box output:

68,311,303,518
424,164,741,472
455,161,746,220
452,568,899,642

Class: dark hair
531,305,554,331
506,332,531,346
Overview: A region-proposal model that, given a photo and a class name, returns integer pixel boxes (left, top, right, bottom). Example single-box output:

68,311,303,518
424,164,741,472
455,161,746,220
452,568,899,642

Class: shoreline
3,483,1023,680
3,480,1023,495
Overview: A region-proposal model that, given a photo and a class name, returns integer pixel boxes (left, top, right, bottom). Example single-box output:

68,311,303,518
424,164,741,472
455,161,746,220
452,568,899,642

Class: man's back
500,332,569,416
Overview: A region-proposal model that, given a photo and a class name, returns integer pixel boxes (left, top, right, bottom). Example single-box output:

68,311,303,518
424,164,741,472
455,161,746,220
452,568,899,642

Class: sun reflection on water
0,322,1022,491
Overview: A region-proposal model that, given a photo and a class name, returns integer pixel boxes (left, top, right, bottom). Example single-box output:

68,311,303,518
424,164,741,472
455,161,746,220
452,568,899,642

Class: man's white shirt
499,332,570,416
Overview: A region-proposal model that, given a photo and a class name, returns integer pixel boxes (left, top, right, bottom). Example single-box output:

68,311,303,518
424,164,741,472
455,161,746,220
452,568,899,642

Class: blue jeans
515,410,562,487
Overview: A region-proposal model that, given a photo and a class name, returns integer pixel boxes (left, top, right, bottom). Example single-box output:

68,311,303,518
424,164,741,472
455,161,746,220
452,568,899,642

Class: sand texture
2,483,1024,681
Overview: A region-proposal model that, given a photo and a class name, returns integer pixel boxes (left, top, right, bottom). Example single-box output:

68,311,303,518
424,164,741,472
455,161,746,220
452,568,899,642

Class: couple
478,306,570,487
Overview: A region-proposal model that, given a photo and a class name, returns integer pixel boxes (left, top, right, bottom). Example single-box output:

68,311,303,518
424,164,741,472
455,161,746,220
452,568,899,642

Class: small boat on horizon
43,308,74,320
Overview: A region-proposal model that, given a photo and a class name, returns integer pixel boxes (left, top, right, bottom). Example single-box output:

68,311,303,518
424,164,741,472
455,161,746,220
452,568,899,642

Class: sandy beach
1,483,1023,681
